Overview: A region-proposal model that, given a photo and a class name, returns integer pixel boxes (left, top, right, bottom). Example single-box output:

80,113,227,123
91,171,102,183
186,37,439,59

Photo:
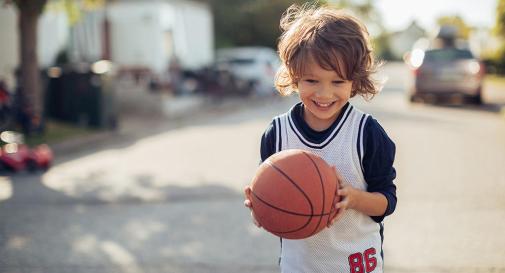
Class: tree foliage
496,0,505,38
436,15,471,39
198,0,325,49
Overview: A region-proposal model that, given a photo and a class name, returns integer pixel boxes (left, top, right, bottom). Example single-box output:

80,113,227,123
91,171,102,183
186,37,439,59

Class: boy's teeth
315,101,332,107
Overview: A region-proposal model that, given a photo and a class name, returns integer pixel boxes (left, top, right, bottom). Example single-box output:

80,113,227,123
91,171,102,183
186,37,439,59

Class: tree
329,0,385,35
199,0,325,49
492,0,505,74
2,0,103,135
3,0,47,135
496,0,505,38
436,15,471,39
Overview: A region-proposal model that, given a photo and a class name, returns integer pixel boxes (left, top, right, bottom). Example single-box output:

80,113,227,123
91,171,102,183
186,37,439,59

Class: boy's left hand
327,168,359,227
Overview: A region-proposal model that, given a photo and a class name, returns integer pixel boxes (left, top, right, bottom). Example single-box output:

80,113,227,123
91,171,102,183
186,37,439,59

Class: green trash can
45,61,118,129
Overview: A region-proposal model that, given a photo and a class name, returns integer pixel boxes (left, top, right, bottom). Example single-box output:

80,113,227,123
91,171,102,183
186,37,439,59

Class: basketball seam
251,190,320,234
250,190,333,217
302,152,326,238
259,161,315,235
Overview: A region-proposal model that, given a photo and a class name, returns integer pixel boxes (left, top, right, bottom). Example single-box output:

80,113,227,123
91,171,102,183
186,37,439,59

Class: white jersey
273,104,384,273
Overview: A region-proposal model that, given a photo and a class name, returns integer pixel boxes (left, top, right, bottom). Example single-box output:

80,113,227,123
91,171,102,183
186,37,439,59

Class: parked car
408,48,485,104
216,47,280,96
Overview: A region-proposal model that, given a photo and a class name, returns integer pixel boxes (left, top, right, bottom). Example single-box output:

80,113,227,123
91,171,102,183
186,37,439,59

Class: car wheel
469,90,482,105
409,94,422,103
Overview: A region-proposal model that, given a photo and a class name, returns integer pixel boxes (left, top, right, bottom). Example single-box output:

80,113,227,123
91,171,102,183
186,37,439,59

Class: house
389,21,426,60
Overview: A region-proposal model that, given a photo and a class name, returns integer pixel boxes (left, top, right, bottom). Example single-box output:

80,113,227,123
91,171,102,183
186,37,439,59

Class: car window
424,49,474,62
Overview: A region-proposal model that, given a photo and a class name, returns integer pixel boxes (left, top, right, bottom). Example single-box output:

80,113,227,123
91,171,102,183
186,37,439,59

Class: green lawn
25,120,100,147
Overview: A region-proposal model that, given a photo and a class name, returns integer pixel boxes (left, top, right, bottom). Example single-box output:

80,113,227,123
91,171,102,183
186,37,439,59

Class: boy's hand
328,168,359,227
244,186,262,228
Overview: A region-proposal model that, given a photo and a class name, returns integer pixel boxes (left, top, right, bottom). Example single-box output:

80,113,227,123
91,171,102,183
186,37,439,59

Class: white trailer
107,0,214,74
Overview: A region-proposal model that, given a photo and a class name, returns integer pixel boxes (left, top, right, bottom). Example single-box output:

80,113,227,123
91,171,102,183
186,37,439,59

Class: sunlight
101,241,143,273
410,49,425,68
0,176,13,201
40,121,263,202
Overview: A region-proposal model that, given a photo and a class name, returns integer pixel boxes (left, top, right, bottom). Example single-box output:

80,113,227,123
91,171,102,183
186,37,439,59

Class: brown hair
275,4,381,99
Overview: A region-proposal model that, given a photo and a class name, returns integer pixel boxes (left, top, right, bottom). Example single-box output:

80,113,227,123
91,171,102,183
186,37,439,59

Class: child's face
297,57,353,131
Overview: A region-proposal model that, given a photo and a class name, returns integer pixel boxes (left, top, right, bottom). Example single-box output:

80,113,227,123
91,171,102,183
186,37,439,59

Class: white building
389,21,426,60
0,0,214,88
108,0,213,73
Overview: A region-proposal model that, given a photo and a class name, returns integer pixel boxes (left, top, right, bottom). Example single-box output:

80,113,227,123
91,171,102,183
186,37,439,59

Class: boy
244,4,397,273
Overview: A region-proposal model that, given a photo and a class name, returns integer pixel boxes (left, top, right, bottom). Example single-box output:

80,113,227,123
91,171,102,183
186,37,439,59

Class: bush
482,45,505,75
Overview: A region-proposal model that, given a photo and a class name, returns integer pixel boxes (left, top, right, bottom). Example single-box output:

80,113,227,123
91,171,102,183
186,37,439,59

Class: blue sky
375,0,497,32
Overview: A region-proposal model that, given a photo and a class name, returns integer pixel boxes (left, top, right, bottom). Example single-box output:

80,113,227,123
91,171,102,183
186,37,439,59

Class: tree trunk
15,0,47,135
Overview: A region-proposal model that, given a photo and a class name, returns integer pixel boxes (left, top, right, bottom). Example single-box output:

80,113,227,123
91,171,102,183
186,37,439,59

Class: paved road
1,63,505,273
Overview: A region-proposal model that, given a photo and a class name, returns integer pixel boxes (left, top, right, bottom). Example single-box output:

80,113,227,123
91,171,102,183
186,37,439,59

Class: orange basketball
250,149,339,239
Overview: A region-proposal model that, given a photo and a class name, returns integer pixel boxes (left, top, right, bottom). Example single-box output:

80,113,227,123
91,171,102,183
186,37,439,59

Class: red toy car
0,131,53,173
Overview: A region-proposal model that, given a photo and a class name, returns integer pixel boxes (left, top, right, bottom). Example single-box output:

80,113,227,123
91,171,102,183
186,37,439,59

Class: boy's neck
301,105,341,132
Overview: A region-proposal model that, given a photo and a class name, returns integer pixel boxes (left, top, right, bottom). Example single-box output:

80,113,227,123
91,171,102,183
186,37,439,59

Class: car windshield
424,49,474,62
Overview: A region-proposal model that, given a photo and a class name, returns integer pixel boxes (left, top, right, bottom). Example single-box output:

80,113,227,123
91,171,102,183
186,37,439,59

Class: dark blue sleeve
260,120,276,163
362,116,397,223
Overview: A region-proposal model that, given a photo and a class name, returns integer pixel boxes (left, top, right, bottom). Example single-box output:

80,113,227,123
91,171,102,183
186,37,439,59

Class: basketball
249,149,339,239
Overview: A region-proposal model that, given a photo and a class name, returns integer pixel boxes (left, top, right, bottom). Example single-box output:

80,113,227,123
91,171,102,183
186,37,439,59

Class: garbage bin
45,61,118,129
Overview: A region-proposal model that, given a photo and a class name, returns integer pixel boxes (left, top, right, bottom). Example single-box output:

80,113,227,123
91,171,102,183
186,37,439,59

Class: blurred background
0,0,504,272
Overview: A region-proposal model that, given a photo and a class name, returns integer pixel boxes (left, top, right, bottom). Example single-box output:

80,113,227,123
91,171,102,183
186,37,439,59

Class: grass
484,74,505,86
24,119,100,147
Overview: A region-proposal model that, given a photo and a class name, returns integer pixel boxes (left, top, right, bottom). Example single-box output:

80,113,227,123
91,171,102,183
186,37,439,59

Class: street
1,63,505,273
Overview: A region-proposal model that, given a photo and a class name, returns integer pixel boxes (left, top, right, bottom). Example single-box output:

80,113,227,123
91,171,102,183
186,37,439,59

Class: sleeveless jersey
273,104,384,273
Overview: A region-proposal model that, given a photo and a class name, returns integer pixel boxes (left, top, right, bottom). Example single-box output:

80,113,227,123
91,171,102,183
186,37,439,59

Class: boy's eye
305,79,318,84
332,80,345,85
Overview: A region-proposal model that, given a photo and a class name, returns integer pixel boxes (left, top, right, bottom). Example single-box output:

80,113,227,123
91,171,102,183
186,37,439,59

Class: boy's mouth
313,100,335,108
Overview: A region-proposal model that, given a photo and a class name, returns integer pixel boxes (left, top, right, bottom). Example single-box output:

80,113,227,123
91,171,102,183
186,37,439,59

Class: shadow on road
0,172,279,273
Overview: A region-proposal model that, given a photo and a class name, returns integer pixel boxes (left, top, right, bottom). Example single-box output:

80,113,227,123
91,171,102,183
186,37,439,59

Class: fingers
331,208,345,224
243,186,252,196
337,186,347,197
251,211,262,228
327,206,345,227
244,186,252,208
335,199,348,210
328,189,348,227
244,185,260,227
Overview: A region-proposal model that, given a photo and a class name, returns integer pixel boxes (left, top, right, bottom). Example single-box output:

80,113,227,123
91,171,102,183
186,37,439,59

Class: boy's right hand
244,186,262,228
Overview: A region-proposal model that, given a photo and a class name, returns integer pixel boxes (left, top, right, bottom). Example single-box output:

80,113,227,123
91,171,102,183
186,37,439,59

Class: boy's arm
337,185,389,216
332,117,396,225
260,120,277,162
361,116,397,222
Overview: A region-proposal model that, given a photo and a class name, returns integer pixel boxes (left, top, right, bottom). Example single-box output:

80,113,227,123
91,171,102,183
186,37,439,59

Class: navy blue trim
287,106,353,149
379,222,385,265
278,238,282,266
275,117,282,152
356,114,367,173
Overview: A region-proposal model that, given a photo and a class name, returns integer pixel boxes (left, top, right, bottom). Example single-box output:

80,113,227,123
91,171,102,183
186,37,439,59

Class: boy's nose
315,85,334,97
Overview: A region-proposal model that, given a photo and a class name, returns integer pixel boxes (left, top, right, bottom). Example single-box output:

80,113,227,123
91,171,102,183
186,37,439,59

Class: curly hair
275,4,382,99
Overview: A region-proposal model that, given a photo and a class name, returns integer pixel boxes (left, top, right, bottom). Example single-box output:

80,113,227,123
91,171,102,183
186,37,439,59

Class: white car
216,47,280,96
